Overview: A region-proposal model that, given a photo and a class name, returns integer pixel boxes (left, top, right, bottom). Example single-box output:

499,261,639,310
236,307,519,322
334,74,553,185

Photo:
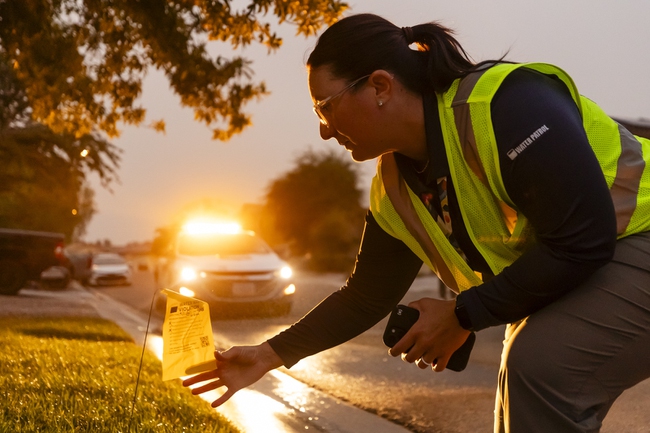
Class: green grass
0,316,240,433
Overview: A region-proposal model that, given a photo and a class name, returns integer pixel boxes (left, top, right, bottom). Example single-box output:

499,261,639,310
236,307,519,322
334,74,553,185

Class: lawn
0,316,239,433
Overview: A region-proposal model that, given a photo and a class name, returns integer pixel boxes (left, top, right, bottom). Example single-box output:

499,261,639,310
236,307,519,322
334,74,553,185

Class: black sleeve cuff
456,288,502,332
454,293,474,331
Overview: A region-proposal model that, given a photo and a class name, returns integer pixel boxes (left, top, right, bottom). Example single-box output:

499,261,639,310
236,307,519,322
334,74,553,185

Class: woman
184,13,650,432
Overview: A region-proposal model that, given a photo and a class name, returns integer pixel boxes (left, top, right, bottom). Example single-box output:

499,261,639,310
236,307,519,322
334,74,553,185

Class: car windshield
177,233,272,256
93,254,125,265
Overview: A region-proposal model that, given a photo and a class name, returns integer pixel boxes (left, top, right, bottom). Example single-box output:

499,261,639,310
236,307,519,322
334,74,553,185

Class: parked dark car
0,228,67,295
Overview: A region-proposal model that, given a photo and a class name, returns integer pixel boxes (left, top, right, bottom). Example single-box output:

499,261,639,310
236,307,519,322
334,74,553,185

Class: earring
378,101,383,106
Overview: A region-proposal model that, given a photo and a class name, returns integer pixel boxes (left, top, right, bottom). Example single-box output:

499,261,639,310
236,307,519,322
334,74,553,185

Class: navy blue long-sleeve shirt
268,67,618,368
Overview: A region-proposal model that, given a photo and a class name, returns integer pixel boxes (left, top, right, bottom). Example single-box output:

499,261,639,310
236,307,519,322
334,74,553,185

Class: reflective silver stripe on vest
451,68,521,234
451,68,645,236
451,69,490,186
612,124,645,234
380,154,461,292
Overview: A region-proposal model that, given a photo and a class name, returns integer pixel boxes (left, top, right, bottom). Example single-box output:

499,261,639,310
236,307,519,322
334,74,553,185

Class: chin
348,149,380,163
349,154,370,163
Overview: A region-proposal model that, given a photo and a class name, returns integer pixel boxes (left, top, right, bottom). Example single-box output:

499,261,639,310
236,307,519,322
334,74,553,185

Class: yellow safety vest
370,63,650,293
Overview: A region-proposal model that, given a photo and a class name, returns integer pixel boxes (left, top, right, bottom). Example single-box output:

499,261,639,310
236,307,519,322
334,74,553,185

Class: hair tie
401,26,415,45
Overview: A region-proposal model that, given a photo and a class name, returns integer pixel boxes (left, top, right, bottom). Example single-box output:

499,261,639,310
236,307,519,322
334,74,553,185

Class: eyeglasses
313,74,371,127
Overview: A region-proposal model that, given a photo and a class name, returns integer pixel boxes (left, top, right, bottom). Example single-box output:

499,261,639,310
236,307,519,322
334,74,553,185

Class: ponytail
308,14,501,94
407,22,476,92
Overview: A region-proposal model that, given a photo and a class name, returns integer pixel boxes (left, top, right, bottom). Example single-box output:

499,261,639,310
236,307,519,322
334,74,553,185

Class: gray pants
495,232,650,433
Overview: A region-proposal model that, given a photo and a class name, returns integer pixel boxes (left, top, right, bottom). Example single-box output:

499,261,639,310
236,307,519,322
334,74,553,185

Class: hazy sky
85,0,650,245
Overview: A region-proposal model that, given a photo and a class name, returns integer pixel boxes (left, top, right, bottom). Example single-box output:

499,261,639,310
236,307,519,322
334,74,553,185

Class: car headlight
180,267,198,282
278,265,292,279
284,284,296,295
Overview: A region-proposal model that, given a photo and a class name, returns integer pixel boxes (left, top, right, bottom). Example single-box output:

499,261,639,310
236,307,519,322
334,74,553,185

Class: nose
319,122,335,140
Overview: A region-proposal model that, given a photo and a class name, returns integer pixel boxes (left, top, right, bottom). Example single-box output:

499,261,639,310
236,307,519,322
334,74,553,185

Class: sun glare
182,219,242,236
178,286,196,297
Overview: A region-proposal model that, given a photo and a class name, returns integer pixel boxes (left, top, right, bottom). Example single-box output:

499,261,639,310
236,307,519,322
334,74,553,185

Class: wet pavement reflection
146,331,409,432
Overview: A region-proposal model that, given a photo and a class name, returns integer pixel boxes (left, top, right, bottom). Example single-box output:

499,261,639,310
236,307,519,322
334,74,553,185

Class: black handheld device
383,304,475,372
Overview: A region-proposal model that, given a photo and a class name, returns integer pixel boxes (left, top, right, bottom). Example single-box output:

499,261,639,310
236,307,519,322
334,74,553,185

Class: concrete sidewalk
1,284,410,433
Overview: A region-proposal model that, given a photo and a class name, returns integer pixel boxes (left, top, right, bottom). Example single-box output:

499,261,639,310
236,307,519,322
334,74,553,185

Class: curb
83,285,412,433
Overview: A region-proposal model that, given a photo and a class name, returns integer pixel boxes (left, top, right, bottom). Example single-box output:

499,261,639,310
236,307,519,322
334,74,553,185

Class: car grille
199,271,278,298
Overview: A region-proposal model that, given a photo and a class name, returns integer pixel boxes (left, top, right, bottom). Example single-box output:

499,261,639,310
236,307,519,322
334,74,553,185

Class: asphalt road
93,265,650,433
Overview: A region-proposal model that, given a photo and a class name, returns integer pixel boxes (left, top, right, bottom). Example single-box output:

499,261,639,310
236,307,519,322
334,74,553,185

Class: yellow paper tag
161,289,217,381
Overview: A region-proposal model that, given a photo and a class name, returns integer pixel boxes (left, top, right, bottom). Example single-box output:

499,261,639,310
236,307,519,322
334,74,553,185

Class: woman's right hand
182,341,284,408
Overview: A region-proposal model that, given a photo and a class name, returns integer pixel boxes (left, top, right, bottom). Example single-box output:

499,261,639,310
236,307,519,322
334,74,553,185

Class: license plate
232,282,256,297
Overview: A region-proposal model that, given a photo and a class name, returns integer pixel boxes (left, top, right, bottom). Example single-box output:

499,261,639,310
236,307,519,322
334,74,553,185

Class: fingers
180,344,275,411
393,349,449,372
400,351,446,372
390,337,416,358
182,369,219,387
396,346,419,363
432,356,448,372
191,378,224,395
401,351,431,367
215,348,235,362
388,343,405,358
212,389,235,408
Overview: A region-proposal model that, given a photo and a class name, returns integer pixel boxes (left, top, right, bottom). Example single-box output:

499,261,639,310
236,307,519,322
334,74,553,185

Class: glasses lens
313,74,369,127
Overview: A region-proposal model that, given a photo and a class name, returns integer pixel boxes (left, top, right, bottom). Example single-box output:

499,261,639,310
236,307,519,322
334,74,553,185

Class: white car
88,253,132,286
157,227,295,316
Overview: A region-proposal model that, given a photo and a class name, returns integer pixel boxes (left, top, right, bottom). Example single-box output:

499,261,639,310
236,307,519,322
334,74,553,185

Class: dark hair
307,14,492,94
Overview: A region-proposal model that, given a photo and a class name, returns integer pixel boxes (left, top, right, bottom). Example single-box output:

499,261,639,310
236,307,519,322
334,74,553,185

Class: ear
367,70,394,104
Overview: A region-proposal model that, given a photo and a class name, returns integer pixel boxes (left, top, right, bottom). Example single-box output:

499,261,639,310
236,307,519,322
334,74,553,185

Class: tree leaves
0,0,347,238
263,148,365,271
0,122,120,240
0,0,348,140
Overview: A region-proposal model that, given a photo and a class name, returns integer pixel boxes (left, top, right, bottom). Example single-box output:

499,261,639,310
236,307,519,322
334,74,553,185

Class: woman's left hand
388,297,470,372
